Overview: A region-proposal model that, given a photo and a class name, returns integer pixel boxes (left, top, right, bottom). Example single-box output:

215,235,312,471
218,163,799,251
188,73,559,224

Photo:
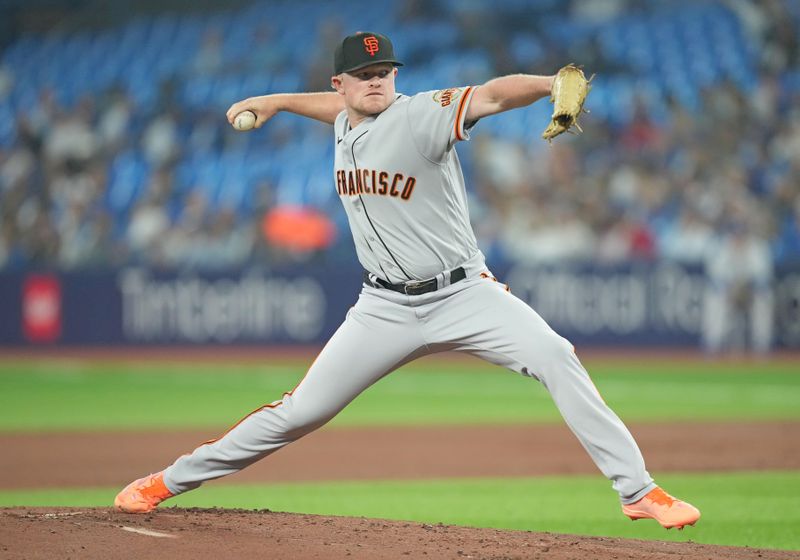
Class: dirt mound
2,507,797,560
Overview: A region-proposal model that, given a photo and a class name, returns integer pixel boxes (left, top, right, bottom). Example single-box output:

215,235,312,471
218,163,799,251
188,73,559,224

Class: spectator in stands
127,195,170,265
19,88,58,155
703,220,775,355
97,88,134,157
161,190,208,268
57,200,100,269
196,208,255,270
42,100,97,171
500,198,595,264
0,144,35,195
596,210,656,264
18,201,59,267
141,109,180,167
660,207,715,265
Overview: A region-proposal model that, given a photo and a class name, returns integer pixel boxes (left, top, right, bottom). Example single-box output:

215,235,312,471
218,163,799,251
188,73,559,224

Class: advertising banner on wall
0,266,360,346
505,263,705,346
1,262,799,348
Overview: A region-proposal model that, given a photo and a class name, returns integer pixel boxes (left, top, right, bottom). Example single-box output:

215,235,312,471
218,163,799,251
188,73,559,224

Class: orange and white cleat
622,487,701,530
114,471,174,514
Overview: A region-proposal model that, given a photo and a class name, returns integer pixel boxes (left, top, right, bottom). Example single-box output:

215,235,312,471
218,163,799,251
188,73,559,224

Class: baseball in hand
233,110,257,131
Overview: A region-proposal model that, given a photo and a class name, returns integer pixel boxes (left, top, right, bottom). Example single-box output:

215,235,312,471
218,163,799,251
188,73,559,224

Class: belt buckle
403,279,427,295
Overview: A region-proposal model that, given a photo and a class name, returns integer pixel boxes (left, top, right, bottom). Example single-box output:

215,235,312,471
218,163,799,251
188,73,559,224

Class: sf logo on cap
363,36,380,56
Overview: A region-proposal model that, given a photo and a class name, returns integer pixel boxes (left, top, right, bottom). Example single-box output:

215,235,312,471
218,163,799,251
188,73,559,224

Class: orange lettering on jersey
441,88,455,107
389,173,403,197
363,36,380,56
362,169,371,194
378,171,389,195
355,168,364,194
400,177,416,200
337,168,417,201
432,88,463,107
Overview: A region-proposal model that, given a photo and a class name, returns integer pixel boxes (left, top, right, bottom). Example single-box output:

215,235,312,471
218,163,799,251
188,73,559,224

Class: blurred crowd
0,0,798,280
472,80,800,269
0,85,268,271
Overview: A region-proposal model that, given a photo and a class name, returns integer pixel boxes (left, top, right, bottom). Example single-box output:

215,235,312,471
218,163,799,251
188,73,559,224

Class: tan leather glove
542,64,593,142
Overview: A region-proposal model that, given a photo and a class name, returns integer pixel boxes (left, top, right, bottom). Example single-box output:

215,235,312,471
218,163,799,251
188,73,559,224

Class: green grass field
0,357,798,431
1,355,798,551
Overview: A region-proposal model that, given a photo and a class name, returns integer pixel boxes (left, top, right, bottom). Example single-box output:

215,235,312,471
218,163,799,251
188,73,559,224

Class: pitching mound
2,508,797,560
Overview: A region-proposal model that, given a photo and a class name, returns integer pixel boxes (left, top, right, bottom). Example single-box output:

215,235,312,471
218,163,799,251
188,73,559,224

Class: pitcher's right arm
226,92,345,128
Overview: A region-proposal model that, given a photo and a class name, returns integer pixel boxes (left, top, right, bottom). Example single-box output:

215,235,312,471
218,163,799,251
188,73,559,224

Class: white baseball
234,110,257,131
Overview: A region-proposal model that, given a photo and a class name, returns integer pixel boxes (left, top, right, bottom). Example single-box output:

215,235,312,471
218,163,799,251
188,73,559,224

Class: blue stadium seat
107,152,150,216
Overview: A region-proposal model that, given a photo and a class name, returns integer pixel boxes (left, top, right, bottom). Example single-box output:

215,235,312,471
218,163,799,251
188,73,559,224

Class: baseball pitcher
115,32,700,530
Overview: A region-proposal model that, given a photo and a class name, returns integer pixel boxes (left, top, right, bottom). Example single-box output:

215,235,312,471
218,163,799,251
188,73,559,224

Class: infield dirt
3,507,800,560
2,420,800,558
2,421,798,489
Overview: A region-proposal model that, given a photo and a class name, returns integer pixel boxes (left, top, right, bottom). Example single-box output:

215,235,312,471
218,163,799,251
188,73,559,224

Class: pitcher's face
332,63,397,118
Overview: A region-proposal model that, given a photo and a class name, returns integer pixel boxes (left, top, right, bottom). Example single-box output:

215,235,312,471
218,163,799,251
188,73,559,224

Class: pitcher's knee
523,335,576,379
541,334,575,365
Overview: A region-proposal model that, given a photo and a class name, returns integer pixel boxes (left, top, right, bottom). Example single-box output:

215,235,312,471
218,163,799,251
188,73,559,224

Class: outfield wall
2,263,799,348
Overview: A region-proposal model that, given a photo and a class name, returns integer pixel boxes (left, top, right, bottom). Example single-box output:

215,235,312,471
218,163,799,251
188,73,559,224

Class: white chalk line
121,526,177,539
29,512,85,519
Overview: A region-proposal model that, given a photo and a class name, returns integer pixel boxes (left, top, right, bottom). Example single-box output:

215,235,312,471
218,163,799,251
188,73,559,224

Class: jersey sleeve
406,86,478,162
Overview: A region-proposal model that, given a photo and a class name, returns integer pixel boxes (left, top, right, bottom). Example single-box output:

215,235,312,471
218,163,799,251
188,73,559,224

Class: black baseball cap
334,32,403,74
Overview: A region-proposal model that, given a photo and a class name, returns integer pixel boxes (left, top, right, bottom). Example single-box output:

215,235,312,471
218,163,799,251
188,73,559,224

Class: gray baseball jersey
157,85,656,509
333,87,480,282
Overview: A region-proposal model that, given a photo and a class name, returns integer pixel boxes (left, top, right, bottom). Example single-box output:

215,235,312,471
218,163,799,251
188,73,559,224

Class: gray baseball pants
163,270,655,504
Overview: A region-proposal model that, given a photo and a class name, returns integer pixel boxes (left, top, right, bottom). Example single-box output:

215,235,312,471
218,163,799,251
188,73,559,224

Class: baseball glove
541,64,593,142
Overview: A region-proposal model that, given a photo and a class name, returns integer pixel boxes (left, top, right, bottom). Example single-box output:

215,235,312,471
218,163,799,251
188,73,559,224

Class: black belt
363,267,467,296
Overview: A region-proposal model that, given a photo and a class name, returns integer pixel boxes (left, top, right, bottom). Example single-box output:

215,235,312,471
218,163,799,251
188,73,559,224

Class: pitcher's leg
531,339,655,503
430,279,654,502
163,293,426,495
